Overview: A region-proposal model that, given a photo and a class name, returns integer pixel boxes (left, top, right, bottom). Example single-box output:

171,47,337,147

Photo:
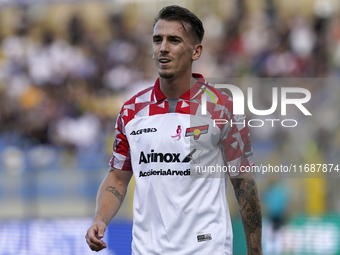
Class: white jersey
110,73,254,255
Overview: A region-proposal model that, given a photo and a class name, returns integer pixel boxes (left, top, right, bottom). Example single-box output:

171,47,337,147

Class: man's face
153,19,199,80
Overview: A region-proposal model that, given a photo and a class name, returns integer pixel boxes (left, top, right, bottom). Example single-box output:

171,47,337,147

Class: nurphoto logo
201,84,312,128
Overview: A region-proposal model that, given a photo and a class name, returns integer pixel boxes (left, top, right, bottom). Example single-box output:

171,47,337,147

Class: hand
85,220,108,252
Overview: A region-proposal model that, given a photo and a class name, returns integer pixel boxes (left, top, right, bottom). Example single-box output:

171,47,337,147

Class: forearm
93,169,131,225
231,174,262,255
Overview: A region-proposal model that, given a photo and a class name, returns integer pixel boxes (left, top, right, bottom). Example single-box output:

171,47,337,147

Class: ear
152,53,155,59
192,44,203,61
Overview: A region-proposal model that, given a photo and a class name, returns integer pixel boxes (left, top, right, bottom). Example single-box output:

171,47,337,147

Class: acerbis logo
130,128,157,135
139,149,202,164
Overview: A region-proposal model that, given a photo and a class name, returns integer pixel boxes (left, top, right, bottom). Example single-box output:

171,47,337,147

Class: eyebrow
153,35,183,40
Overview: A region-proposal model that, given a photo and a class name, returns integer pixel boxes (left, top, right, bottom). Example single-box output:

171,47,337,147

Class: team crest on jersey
185,125,209,140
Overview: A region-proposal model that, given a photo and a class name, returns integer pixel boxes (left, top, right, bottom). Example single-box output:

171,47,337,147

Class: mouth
159,58,171,66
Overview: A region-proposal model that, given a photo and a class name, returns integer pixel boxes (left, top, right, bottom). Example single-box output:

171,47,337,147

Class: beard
159,71,174,79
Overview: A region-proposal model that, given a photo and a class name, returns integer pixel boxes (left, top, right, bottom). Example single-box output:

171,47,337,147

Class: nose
160,38,169,53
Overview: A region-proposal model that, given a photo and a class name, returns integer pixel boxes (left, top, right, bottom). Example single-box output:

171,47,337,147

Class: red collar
153,73,206,102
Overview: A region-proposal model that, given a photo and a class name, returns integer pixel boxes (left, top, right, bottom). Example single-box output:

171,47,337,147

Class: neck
159,72,197,99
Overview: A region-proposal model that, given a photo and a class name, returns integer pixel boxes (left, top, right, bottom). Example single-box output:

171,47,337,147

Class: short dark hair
153,5,204,44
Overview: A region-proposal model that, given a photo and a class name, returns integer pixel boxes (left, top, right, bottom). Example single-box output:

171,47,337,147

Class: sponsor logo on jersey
130,128,157,135
139,149,202,164
244,138,253,158
139,168,191,177
197,233,212,242
185,125,209,140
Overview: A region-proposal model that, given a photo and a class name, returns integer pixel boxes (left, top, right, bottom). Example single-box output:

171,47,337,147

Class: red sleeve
109,109,132,171
220,114,254,176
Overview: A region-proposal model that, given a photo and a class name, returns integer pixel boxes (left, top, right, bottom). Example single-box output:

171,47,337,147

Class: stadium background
0,0,340,254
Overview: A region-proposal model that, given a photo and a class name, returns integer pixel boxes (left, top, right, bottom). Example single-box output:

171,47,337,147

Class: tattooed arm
230,172,262,255
85,168,133,252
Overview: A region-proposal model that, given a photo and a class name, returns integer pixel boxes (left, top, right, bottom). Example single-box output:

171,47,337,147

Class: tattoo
105,186,124,204
231,177,262,254
109,167,115,173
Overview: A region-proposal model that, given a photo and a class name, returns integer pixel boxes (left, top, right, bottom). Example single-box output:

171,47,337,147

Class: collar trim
154,73,206,102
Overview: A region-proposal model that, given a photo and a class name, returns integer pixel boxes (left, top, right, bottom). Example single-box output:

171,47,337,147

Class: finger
87,236,107,250
97,225,106,239
87,228,103,246
89,242,107,252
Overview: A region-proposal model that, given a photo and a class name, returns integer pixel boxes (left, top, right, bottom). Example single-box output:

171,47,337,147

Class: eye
170,38,181,43
153,37,162,43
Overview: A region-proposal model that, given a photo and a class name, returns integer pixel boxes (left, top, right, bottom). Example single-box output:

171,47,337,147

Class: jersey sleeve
109,110,132,171
220,114,255,177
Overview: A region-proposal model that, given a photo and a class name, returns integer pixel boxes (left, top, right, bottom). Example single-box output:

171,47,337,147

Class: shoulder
123,86,154,106
203,82,234,108
117,85,155,124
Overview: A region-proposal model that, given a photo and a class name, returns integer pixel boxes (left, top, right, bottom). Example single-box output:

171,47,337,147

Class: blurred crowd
0,0,340,175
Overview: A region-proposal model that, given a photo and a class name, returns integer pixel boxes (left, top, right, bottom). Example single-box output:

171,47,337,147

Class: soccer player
85,5,262,255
